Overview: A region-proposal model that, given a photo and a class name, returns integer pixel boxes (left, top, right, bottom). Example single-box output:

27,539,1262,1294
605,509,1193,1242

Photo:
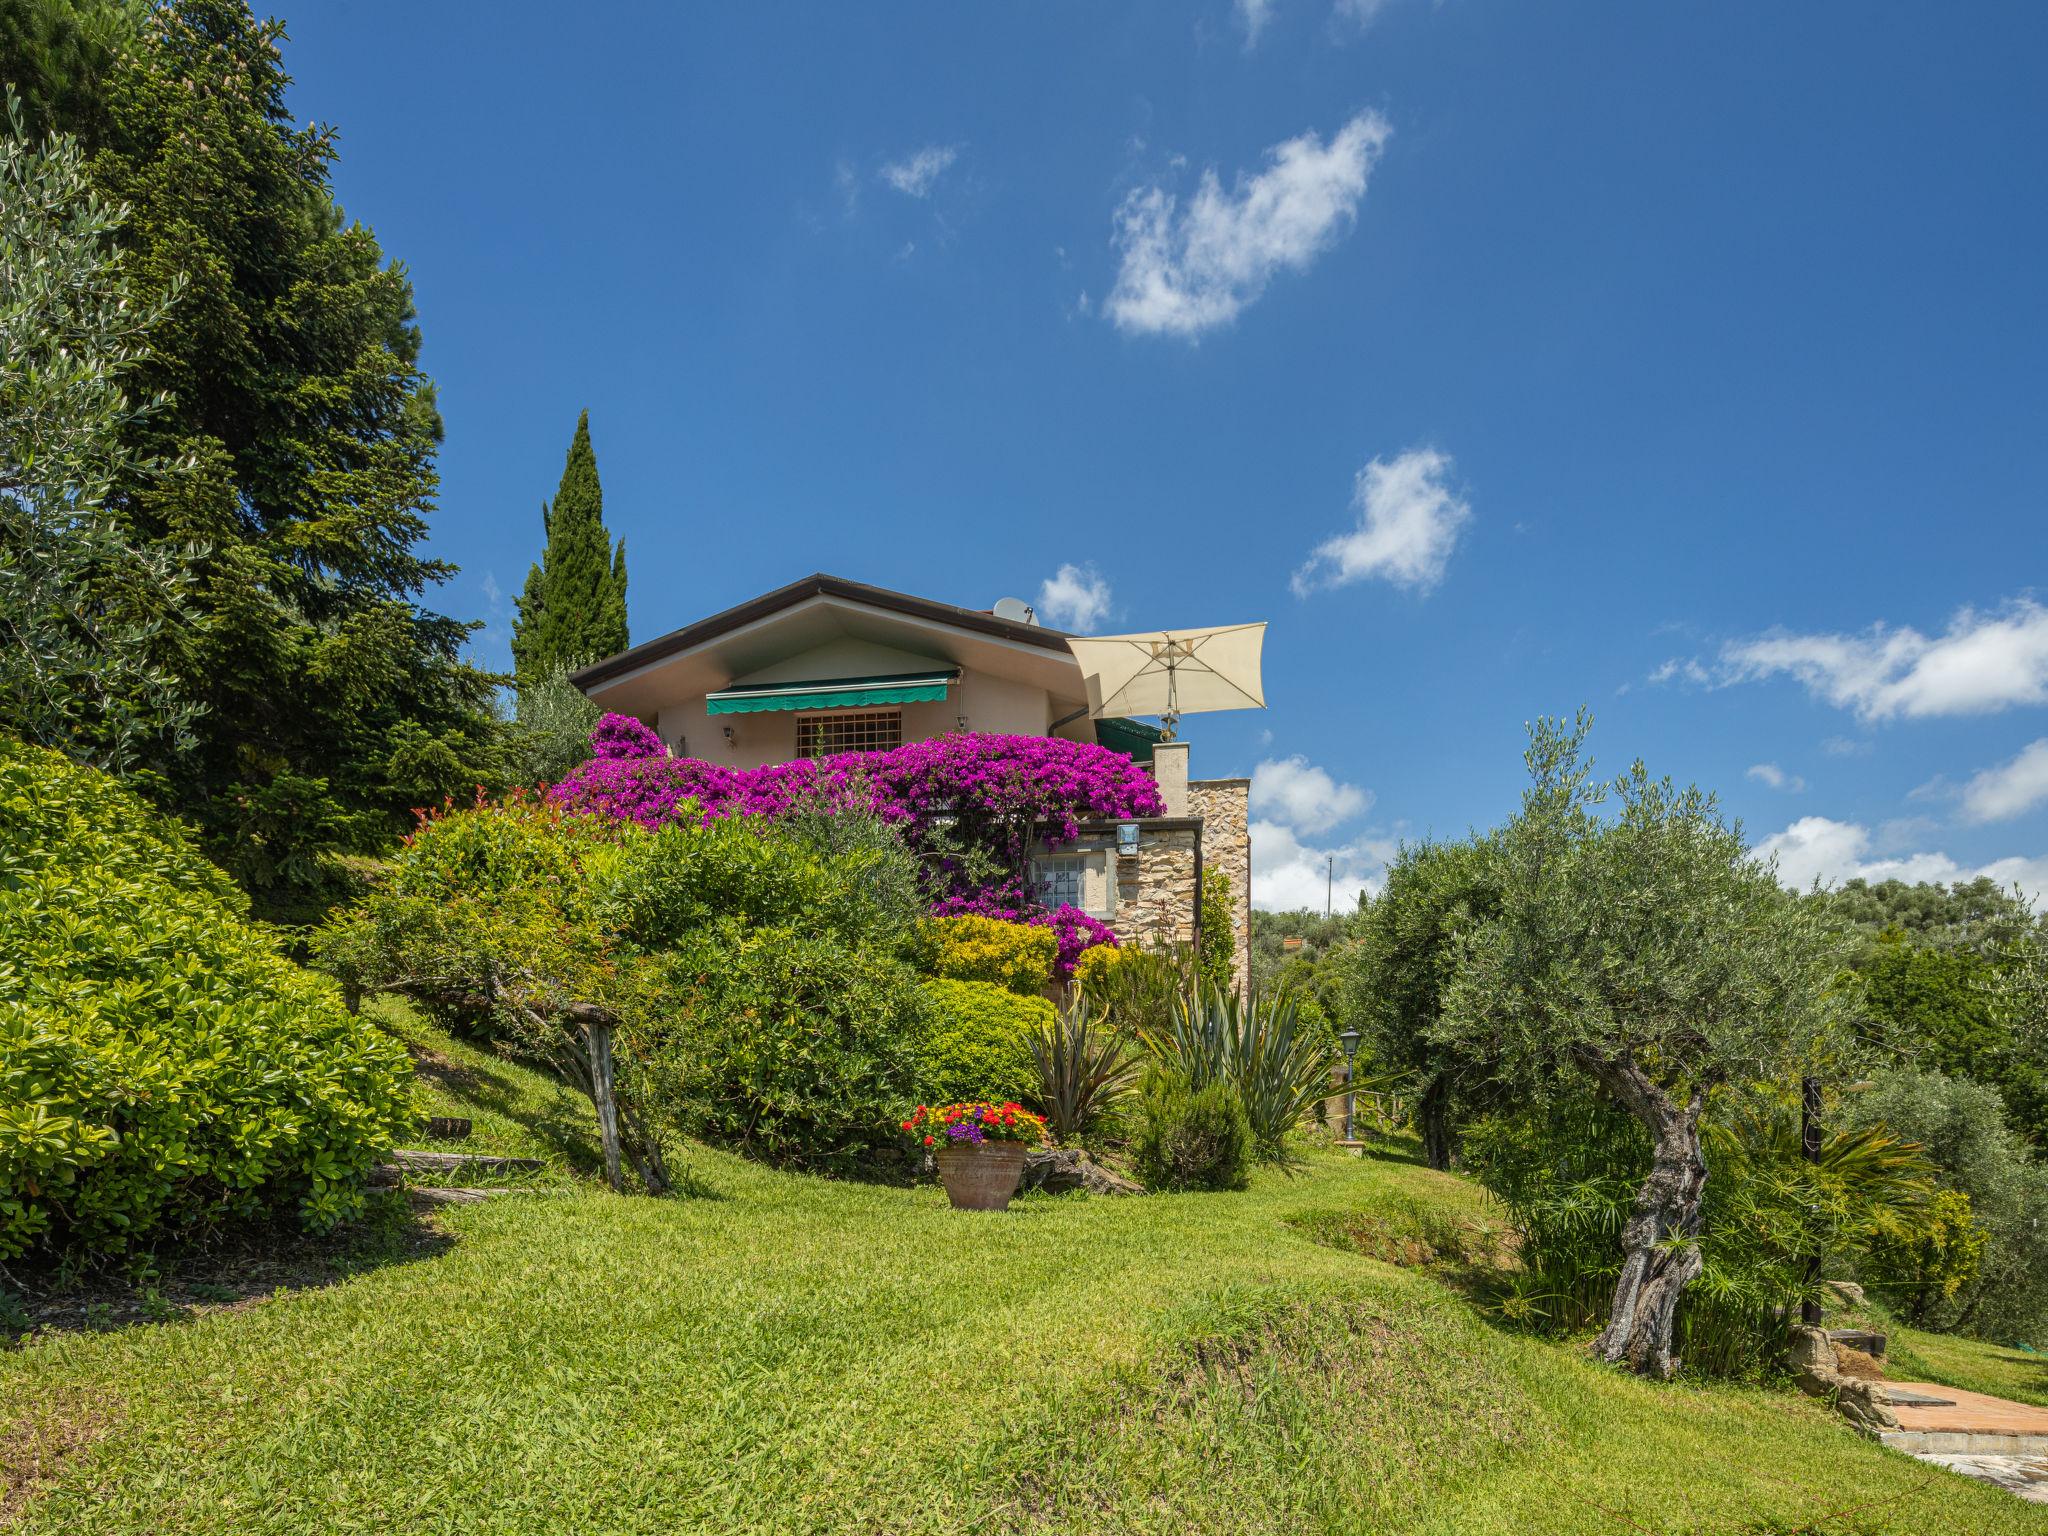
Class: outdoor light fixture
722,725,735,746
1117,821,1140,856
1338,1029,1362,1142
956,713,969,731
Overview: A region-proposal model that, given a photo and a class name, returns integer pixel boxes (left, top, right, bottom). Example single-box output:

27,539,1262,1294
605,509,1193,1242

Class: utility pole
1326,853,1333,917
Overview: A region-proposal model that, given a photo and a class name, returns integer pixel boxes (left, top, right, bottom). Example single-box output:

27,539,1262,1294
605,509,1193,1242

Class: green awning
1094,715,1164,764
705,669,959,715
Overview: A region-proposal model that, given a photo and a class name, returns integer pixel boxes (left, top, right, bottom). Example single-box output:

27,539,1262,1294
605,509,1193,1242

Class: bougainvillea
551,718,1158,966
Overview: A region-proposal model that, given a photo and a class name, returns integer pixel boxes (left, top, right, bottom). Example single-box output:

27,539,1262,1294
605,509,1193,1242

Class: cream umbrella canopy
1065,623,1267,738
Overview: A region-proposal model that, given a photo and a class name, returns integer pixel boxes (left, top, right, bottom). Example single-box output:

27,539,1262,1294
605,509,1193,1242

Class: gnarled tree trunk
1573,1047,1706,1380
1419,1073,1455,1171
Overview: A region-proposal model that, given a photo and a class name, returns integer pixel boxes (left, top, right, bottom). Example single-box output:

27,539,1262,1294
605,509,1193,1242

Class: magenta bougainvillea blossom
551,715,1155,974
931,893,1119,978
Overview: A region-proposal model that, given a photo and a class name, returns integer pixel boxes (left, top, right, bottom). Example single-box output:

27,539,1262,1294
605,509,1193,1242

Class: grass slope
4,1012,2044,1535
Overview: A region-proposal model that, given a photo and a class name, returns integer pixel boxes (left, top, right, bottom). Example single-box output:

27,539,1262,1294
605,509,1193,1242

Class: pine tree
511,410,629,679
10,0,507,920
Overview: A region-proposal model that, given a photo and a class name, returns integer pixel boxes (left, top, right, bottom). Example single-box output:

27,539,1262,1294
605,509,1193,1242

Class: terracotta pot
934,1140,1029,1211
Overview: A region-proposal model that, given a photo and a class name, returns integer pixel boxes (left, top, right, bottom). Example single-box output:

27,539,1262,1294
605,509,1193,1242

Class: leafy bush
1075,943,1190,1037
508,662,603,788
1196,867,1236,993
1030,993,1142,1144
317,793,630,1039
1133,1075,1253,1192
1144,985,1335,1165
0,738,415,1261
915,914,1057,994
602,806,922,959
646,925,930,1174
1843,1068,2048,1343
915,979,1051,1108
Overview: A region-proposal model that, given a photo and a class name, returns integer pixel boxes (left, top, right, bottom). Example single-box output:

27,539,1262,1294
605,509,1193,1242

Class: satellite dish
1065,624,1267,739
992,596,1038,626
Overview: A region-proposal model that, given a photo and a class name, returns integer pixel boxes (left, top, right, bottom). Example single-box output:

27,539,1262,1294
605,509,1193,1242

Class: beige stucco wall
1190,777,1252,991
654,653,1056,771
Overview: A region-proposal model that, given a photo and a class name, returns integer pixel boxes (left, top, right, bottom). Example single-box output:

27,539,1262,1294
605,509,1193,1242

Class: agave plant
1030,991,1142,1144
1143,983,1336,1166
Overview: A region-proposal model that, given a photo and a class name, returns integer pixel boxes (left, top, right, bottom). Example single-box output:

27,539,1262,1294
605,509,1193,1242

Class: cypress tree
512,410,629,679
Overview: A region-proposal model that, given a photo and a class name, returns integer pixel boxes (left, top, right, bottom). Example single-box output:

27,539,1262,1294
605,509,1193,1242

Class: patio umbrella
1065,623,1267,738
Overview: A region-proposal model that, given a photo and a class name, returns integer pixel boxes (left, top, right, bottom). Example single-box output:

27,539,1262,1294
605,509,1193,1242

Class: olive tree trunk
1573,1047,1707,1380
1419,1073,1455,1171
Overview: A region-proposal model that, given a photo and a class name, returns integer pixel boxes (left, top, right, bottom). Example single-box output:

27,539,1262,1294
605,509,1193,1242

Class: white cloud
1647,657,1711,687
1961,738,2048,825
1822,735,1870,758
1333,0,1392,28
1235,0,1277,46
1720,599,2048,721
1746,762,1805,793
1036,563,1112,632
1750,815,2048,907
1292,447,1471,595
1106,110,1390,338
1251,755,1372,834
1250,818,1393,912
880,144,960,199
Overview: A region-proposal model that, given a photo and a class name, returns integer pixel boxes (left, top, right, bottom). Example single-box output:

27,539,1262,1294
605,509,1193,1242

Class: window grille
794,709,903,758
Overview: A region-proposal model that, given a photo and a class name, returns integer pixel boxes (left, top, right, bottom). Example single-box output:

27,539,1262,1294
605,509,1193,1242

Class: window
794,709,902,758
1032,856,1084,910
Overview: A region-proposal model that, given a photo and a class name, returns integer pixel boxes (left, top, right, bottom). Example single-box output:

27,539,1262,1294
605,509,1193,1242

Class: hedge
914,978,1053,1108
0,739,416,1261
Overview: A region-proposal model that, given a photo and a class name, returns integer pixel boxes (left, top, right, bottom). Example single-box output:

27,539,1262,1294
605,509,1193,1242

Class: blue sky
287,2,2047,911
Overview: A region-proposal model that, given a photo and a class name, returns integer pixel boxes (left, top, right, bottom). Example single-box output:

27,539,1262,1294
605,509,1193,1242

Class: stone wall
1190,777,1252,990
1108,825,1199,950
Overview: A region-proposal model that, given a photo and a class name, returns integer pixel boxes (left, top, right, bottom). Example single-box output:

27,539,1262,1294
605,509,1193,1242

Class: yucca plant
1029,991,1142,1144
1142,982,1336,1166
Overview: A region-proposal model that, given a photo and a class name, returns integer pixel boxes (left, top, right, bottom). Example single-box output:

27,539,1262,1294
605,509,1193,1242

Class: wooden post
1800,1073,1823,1327
588,1019,623,1193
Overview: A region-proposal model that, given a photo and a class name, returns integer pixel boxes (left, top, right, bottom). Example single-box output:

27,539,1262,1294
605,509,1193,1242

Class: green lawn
5,1014,2045,1534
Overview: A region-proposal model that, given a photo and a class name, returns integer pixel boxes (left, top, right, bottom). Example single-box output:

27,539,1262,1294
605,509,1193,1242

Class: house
571,573,1252,982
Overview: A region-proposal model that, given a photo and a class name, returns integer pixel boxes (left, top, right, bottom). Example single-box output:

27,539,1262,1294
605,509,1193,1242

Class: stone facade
1029,788,1250,990
1190,777,1251,990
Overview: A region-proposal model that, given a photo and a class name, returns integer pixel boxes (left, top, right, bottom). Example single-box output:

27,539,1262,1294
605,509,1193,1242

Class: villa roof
570,574,1083,715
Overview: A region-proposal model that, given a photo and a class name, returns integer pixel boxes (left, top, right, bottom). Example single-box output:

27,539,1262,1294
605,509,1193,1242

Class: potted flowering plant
904,1101,1047,1211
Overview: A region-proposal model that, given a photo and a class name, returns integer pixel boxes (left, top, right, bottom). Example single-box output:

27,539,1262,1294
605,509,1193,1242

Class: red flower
923,1135,934,1146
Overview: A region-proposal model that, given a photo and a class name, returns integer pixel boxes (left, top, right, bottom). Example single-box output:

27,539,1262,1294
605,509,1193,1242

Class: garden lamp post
1338,1028,1362,1141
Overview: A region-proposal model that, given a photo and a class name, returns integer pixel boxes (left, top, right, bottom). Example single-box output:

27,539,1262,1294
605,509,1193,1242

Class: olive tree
1442,715,1853,1379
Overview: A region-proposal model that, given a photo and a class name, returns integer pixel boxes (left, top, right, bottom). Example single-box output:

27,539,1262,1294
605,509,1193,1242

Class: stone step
389,1149,545,1175
408,1186,513,1206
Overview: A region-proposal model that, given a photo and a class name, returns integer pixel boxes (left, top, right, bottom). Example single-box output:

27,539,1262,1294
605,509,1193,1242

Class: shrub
318,793,630,1039
646,925,930,1174
1144,985,1335,1166
1843,1067,2048,1343
1133,1075,1253,1193
601,807,922,959
0,739,415,1261
916,914,1057,994
1029,993,1141,1145
915,979,1051,1108
1196,867,1235,993
1075,943,1189,1036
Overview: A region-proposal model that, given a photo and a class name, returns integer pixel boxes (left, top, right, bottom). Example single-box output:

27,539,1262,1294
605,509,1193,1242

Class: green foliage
1341,836,1504,1167
1842,1068,2048,1344
507,661,602,788
1864,1189,1988,1324
0,737,414,1261
511,411,628,681
1074,941,1189,1038
914,978,1049,1108
1132,1075,1253,1192
646,925,928,1175
0,86,196,773
1825,876,2032,954
1247,906,1355,996
25,0,507,915
914,913,1057,994
1029,991,1141,1144
1466,1083,1947,1378
602,805,924,959
1196,866,1235,993
1143,984,1335,1166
